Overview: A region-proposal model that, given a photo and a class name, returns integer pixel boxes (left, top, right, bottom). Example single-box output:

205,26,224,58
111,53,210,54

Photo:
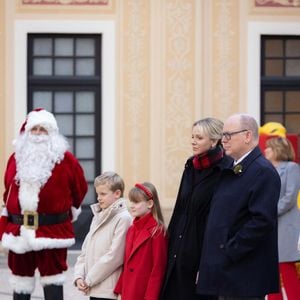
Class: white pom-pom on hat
22,108,58,133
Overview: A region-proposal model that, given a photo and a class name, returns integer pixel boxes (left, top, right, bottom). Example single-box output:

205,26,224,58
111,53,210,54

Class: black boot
43,284,63,300
13,292,31,300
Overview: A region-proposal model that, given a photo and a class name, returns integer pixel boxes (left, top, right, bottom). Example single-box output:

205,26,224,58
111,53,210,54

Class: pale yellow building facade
1,0,300,222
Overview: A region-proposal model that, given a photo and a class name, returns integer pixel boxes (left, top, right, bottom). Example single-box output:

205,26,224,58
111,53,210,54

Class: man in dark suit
196,114,281,300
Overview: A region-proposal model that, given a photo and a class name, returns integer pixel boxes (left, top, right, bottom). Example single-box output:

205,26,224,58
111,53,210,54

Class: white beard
14,132,68,212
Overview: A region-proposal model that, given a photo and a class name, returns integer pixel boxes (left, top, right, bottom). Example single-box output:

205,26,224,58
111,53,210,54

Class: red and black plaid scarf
192,144,224,170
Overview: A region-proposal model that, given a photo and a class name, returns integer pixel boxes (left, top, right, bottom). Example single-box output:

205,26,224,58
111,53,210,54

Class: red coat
1,151,87,254
114,213,168,300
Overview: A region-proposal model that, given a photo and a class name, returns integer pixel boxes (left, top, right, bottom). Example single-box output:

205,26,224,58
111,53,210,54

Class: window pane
76,138,95,158
76,92,95,112
33,91,52,111
265,40,283,57
286,40,300,57
265,59,283,76
264,114,283,124
264,91,283,112
76,115,94,135
56,114,73,136
54,92,73,112
76,38,95,56
33,58,52,75
286,91,300,112
33,38,52,56
286,59,300,76
80,160,95,181
55,58,73,75
55,38,73,56
67,137,74,153
76,59,95,76
286,114,300,133
83,184,96,205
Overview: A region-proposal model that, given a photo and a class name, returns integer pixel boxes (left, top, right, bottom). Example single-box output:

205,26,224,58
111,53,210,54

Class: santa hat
20,108,58,134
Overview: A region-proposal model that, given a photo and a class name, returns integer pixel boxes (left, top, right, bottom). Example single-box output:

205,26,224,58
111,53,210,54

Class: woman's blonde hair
266,137,295,162
129,182,166,235
193,117,223,142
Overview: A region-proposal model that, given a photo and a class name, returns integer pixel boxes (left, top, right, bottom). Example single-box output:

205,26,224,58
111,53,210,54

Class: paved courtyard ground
0,250,86,300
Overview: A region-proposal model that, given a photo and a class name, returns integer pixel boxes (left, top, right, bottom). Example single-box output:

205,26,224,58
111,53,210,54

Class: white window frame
14,20,116,171
248,21,300,122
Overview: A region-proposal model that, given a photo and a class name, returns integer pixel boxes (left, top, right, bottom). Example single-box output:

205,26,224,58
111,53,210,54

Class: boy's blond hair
94,171,125,197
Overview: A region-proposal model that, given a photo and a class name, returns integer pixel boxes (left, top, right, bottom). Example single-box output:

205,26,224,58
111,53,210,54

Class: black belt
8,211,69,230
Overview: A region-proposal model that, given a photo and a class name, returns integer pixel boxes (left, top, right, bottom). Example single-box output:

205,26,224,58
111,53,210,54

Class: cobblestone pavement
0,250,87,300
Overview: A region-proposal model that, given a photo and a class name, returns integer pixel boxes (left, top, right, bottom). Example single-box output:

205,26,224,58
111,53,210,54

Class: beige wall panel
4,1,15,141
0,0,5,199
3,0,15,181
239,0,248,112
120,0,151,191
2,0,298,220
163,0,196,205
211,0,240,119
149,0,164,200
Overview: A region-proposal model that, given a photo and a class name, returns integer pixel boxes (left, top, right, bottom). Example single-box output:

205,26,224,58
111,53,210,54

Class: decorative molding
22,0,109,5
212,0,237,118
249,0,300,24
255,0,300,7
164,0,194,197
17,0,115,14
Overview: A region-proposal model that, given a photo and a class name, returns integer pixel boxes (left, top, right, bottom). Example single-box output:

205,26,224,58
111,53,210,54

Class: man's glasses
222,129,248,140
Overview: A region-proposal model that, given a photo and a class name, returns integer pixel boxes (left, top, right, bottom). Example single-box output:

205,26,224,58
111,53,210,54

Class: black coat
161,155,232,300
196,147,281,297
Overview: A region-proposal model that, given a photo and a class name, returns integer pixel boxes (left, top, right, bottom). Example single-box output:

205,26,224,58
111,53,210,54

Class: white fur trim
2,226,75,254
40,272,66,286
9,274,35,294
25,110,58,133
1,207,8,216
71,206,81,222
19,182,40,213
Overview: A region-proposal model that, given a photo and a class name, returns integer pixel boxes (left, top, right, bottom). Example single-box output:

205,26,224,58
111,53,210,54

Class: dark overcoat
161,154,232,300
196,147,281,297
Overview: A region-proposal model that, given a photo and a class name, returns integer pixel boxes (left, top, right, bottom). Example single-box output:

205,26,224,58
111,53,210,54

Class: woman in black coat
160,117,232,300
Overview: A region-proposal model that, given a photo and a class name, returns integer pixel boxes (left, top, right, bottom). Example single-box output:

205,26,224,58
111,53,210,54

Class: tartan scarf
192,144,224,170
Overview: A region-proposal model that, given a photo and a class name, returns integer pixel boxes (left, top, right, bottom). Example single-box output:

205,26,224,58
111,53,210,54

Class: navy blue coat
196,147,281,297
161,154,232,300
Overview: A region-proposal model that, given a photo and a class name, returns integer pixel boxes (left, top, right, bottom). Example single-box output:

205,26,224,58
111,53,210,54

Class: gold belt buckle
23,211,39,230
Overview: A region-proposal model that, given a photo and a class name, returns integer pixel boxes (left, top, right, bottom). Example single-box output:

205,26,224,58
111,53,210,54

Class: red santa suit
0,109,87,295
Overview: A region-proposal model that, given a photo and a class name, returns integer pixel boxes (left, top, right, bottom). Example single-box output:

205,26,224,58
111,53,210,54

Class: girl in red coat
114,182,168,300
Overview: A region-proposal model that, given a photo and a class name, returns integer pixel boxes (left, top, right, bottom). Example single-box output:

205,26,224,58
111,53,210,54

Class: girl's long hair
129,182,166,236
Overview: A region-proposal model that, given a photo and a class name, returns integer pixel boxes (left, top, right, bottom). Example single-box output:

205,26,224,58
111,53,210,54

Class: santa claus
0,108,88,300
